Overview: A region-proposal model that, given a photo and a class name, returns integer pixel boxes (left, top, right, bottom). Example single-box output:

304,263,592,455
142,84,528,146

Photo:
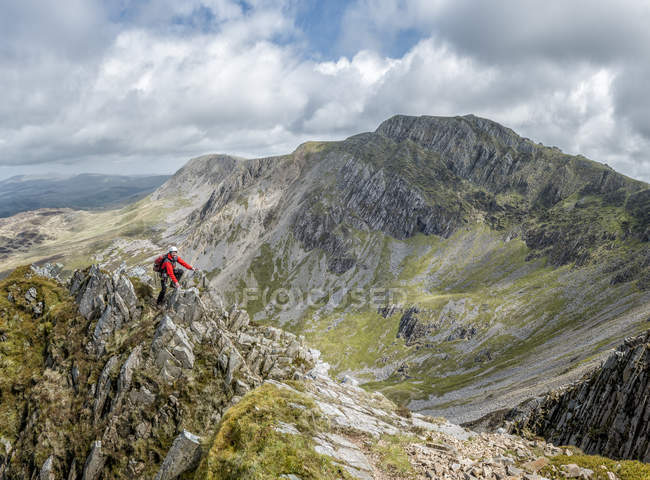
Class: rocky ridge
0,265,317,479
494,331,650,462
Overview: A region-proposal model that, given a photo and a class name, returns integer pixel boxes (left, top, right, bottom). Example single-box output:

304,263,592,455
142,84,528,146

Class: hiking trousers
156,269,184,304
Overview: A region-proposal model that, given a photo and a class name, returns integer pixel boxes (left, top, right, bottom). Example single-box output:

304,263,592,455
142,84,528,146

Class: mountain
172,114,649,422
0,114,648,427
0,173,170,218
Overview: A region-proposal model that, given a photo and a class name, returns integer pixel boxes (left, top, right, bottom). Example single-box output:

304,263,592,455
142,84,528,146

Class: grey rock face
154,430,202,480
93,356,119,424
69,265,140,355
151,315,195,382
292,150,463,274
511,330,650,461
81,441,105,480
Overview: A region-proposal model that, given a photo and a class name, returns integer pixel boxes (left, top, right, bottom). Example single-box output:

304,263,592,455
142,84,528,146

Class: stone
275,421,300,435
93,356,119,423
154,430,202,480
25,287,37,303
562,463,593,478
522,457,549,472
507,465,524,476
117,346,142,395
129,386,156,405
40,455,55,480
228,309,250,331
82,441,105,480
67,459,77,480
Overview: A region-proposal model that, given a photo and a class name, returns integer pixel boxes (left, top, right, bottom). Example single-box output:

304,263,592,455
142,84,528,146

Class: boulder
39,455,55,480
163,288,206,326
154,431,202,480
228,309,249,331
81,441,105,480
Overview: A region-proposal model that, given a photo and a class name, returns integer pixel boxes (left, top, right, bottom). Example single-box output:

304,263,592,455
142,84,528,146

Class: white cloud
0,0,648,183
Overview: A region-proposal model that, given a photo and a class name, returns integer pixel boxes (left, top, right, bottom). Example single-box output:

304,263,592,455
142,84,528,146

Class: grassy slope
241,220,647,413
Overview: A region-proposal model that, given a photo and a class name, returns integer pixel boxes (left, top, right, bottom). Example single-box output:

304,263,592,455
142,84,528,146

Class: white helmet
169,246,178,253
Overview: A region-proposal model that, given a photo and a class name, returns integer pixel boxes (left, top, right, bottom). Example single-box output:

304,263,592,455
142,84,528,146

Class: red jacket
163,253,193,284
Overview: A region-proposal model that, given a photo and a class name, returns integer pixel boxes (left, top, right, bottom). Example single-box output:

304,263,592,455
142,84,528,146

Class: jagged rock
67,460,77,480
31,263,63,282
39,455,55,480
71,364,80,392
110,346,143,413
510,330,650,461
228,308,249,331
81,441,105,480
397,306,435,345
0,437,11,477
25,287,37,302
154,430,202,480
152,315,195,382
93,356,119,423
116,345,142,394
225,348,244,385
162,287,206,326
70,265,140,355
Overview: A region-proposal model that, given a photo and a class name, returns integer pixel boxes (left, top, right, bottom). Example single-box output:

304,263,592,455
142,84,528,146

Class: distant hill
0,173,170,217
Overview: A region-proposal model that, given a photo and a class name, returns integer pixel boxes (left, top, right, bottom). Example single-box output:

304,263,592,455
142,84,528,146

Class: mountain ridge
0,114,648,427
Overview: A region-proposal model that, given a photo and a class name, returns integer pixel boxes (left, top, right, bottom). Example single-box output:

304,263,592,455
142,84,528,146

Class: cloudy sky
1,0,649,182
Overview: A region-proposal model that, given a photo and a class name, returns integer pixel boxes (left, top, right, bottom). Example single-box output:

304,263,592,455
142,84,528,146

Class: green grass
540,448,650,480
370,434,417,476
195,383,352,480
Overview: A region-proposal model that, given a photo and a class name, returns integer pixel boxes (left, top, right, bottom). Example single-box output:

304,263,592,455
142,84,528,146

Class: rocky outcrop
0,263,322,479
82,441,105,480
154,431,202,480
69,265,140,355
509,331,650,461
39,456,55,480
397,307,431,345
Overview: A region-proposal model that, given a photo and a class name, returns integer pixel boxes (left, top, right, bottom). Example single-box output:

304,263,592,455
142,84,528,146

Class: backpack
153,254,169,273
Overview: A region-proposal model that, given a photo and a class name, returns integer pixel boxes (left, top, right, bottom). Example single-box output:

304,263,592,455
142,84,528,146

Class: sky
1,0,649,182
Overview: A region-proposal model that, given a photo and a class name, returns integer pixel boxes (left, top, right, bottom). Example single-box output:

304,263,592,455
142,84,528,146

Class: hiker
154,246,197,305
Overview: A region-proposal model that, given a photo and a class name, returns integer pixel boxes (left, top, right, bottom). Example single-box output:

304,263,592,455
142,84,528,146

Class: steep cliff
505,331,650,462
